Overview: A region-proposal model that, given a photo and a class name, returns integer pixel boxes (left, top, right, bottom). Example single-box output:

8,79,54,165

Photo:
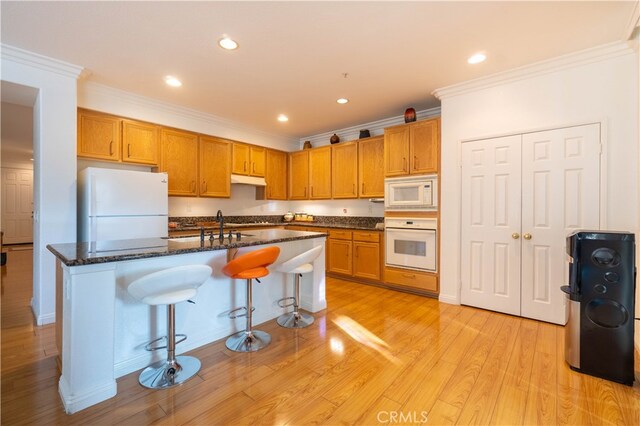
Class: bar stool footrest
144,334,187,351
277,296,296,308
228,306,255,319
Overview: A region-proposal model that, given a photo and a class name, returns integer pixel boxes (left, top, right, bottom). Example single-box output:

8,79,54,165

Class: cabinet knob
512,233,520,240
523,233,532,240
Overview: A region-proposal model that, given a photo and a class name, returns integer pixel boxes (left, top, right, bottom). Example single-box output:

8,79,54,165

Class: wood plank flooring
2,248,639,425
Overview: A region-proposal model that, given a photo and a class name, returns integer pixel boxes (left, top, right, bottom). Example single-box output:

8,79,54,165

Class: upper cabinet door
289,150,309,200
309,146,332,199
122,119,159,165
199,136,231,198
331,142,358,199
358,136,384,198
77,110,121,161
232,143,250,175
160,129,199,196
410,118,439,174
249,146,266,177
266,149,287,200
384,125,410,176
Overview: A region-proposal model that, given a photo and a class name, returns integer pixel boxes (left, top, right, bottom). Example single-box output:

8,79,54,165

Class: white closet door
521,124,600,324
461,135,522,316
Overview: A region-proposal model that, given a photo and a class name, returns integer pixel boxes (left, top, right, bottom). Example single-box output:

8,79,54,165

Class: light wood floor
2,248,639,425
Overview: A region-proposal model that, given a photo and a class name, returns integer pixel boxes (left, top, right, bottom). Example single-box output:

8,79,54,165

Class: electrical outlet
186,203,192,213
368,204,373,214
343,208,348,214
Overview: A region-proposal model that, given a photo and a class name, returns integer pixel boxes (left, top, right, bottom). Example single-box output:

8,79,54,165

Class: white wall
1,46,82,324
437,45,638,305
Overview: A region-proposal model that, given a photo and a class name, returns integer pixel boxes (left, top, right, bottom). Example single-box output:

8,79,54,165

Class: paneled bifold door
461,124,600,324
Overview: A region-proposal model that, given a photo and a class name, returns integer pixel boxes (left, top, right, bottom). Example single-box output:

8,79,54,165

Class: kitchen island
47,229,327,414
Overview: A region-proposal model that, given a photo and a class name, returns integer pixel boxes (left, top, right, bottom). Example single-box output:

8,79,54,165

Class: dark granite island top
47,229,328,267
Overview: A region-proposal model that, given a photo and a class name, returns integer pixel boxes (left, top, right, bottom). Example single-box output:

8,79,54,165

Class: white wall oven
384,175,438,211
385,218,437,272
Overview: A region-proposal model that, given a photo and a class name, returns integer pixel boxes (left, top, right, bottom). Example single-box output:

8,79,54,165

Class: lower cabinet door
353,242,381,281
328,239,352,275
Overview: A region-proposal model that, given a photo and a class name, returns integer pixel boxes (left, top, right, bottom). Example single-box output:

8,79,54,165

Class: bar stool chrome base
277,311,315,328
138,355,201,389
225,330,271,352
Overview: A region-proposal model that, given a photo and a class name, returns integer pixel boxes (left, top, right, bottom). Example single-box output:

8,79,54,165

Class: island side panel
59,262,117,414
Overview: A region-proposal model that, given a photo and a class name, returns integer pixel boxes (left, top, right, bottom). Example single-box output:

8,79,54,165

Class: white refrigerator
78,167,169,242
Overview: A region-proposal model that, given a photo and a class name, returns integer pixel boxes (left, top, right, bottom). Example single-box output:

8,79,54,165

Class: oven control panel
385,217,437,230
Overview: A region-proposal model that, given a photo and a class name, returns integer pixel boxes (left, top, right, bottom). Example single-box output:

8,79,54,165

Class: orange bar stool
222,246,280,352
275,245,323,328
127,264,212,389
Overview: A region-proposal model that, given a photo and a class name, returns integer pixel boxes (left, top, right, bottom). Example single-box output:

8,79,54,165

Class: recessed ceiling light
30,158,34,161
164,76,182,87
467,53,486,64
336,98,349,104
219,37,239,50
277,114,289,122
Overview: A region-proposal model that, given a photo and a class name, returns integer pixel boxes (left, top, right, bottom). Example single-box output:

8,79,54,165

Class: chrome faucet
216,210,224,240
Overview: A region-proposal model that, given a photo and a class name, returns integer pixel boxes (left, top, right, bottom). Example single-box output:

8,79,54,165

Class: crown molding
623,0,639,40
433,41,635,100
1,44,84,79
299,106,441,148
80,82,299,147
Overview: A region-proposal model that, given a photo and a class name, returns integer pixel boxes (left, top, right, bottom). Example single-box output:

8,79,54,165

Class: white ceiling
1,1,636,138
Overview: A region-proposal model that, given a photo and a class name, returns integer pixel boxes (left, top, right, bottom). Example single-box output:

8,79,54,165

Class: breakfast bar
47,229,327,414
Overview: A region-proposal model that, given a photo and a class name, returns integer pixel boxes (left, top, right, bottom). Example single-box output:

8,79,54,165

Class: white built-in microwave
384,175,438,211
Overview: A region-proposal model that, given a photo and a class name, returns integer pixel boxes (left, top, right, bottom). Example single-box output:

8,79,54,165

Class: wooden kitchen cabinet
331,141,358,198
289,150,309,200
122,119,159,165
199,136,231,197
232,143,266,177
328,238,352,275
308,146,332,199
77,109,121,161
384,125,410,176
266,149,287,200
410,119,439,174
250,146,266,177
384,117,440,177
160,128,199,196
353,242,381,281
358,136,384,198
384,267,438,294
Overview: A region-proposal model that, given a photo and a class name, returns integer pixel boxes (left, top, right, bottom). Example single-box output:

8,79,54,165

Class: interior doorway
1,81,37,321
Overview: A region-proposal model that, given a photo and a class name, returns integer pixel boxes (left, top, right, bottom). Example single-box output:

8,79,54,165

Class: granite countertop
47,229,328,267
170,223,280,232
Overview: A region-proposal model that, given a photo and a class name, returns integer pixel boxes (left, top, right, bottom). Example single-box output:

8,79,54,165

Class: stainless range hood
230,174,267,186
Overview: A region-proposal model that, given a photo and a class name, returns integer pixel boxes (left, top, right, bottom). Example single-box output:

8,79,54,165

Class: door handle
512,233,520,239
202,181,207,193
414,155,418,170
352,183,355,195
252,163,256,173
361,182,365,194
244,161,247,172
402,157,407,172
109,141,114,156
523,233,532,240
127,143,131,157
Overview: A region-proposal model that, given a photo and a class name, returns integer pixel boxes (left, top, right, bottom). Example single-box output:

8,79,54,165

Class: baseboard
438,293,460,305
30,301,56,326
58,375,116,414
